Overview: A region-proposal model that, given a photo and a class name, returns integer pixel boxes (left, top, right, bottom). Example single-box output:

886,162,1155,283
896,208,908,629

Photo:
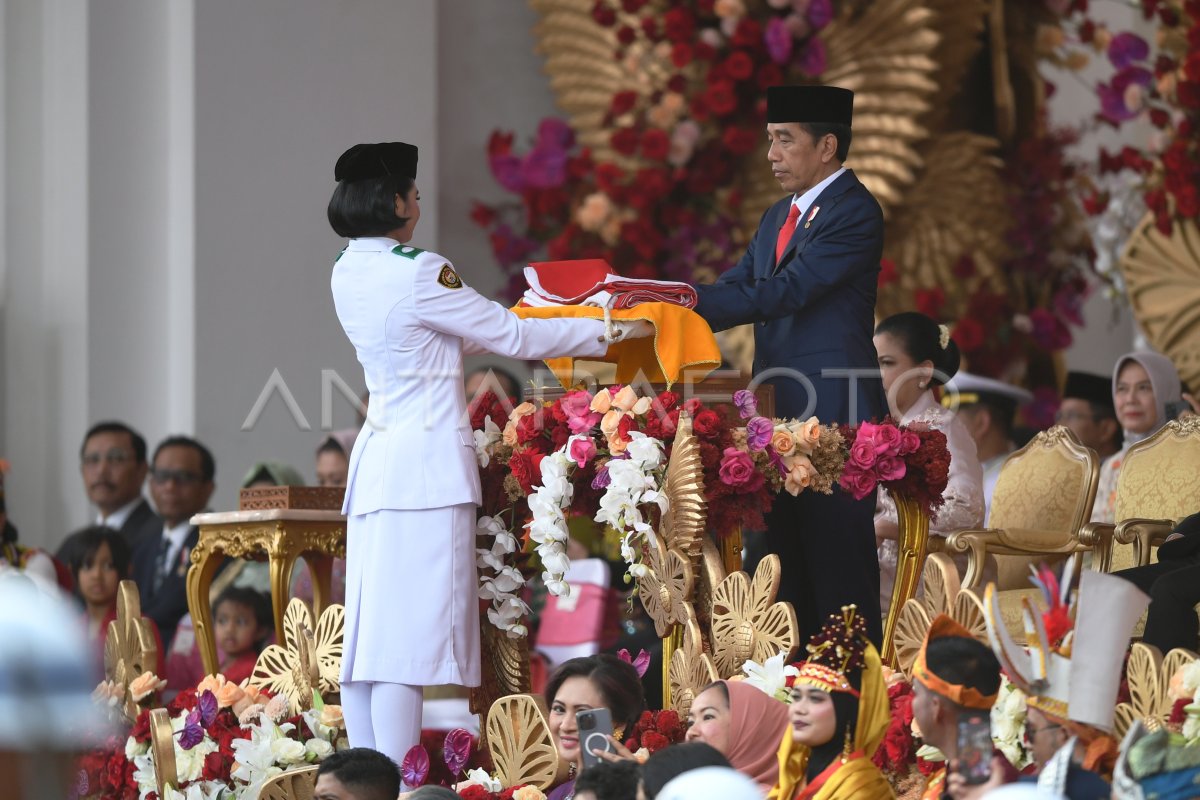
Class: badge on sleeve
437,264,463,290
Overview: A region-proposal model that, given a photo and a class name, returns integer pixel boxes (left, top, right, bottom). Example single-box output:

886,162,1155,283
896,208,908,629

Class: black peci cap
766,85,854,126
334,142,418,183
1063,371,1115,413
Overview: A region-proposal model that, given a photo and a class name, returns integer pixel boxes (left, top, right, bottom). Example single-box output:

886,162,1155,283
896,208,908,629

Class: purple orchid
807,0,834,30
764,17,794,65
1107,32,1149,70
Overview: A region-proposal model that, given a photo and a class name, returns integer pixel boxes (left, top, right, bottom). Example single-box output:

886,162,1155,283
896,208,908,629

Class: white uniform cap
657,766,762,800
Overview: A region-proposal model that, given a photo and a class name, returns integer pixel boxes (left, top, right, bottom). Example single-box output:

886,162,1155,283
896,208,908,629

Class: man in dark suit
57,421,161,573
131,435,216,647
1113,512,1200,654
694,85,886,643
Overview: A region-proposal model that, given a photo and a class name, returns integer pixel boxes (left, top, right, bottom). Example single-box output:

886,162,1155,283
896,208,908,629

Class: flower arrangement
77,675,346,800
739,651,800,703
622,709,689,754
991,676,1034,771
839,420,950,518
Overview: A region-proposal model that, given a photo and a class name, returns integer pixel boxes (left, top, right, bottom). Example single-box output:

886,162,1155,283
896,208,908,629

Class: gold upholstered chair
1097,417,1200,571
946,426,1103,590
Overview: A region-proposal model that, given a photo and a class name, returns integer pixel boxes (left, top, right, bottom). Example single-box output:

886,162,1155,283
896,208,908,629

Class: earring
841,726,854,763
568,762,578,779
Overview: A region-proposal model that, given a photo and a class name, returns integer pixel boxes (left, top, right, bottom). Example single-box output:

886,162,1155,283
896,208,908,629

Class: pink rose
848,438,877,470
872,424,903,455
562,391,602,433
899,431,921,455
876,456,906,482
718,447,760,489
839,467,878,501
568,436,598,467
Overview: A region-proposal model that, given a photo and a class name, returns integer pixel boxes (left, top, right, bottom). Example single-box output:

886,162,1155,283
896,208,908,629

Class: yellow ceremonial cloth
510,303,721,388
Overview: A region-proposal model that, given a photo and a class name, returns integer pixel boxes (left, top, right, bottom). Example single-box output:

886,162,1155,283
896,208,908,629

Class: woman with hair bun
872,312,985,617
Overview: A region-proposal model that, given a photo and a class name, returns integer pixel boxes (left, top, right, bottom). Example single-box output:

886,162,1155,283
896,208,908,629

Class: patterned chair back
1110,418,1200,572
987,427,1099,588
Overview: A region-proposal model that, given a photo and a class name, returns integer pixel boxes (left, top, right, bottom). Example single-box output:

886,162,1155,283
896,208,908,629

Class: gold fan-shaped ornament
659,412,707,562
249,598,344,715
891,553,962,675
636,535,695,638
1119,212,1200,393
104,580,160,722
149,708,178,798
710,555,799,678
879,132,1012,319
1113,644,1198,739
920,0,989,131
951,587,989,643
258,766,319,800
668,606,719,717
486,694,562,791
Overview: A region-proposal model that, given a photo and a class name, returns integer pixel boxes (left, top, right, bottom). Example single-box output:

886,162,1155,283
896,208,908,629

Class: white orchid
464,768,503,792
741,652,800,703
473,417,502,467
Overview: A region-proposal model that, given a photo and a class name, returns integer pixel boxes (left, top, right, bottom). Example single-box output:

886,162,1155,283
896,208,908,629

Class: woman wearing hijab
1091,351,1183,523
316,430,358,487
684,680,791,791
769,606,893,800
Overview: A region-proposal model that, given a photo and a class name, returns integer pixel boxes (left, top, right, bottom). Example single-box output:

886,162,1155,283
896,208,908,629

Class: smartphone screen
956,712,993,786
576,707,615,770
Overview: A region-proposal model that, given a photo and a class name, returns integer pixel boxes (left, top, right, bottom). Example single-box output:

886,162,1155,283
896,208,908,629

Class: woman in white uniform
872,312,985,618
327,142,650,769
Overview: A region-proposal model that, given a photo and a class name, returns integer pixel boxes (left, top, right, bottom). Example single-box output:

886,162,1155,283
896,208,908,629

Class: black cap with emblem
334,142,419,183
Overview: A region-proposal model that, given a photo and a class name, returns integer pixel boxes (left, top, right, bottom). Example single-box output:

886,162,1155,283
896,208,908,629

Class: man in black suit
131,435,216,647
57,421,161,570
693,85,886,643
1113,512,1200,654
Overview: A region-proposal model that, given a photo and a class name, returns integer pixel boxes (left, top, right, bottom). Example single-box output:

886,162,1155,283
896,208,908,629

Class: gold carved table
187,509,346,676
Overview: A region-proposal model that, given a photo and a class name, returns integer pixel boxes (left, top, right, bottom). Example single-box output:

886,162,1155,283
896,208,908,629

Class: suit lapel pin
804,205,820,229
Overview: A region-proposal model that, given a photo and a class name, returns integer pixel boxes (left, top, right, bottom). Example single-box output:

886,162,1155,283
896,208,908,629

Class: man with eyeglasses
130,435,216,646
56,421,160,568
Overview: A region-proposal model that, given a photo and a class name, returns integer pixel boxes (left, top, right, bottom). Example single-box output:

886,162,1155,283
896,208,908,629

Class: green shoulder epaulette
392,245,426,259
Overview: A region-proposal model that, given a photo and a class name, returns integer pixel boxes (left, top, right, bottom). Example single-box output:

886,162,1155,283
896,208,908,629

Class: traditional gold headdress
792,606,868,697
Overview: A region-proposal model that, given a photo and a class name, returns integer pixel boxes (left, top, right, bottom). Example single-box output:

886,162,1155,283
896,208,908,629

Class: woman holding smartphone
328,143,651,770
769,606,893,800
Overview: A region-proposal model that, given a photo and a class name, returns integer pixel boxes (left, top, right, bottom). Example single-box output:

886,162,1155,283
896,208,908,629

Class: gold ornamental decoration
1119,212,1200,394
709,554,799,678
149,708,178,798
951,587,989,643
667,606,719,717
470,613,532,719
658,413,707,562
258,766,319,800
486,694,563,791
1113,643,1198,739
891,552,962,676
249,598,344,715
881,493,932,666
636,536,694,639
104,579,160,722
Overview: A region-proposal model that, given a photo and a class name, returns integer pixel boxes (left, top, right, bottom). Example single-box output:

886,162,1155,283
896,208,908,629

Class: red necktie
775,203,802,264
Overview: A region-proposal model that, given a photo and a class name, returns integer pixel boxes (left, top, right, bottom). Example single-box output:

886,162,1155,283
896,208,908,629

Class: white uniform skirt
340,503,481,687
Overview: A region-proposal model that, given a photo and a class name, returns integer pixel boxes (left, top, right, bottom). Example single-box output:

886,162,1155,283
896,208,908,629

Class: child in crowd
211,586,272,684
70,525,164,676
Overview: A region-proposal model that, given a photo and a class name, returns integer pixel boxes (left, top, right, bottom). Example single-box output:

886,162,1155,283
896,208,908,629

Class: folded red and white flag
522,259,698,310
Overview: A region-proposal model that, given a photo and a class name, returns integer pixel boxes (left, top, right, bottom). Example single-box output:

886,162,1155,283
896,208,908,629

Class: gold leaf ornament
1113,643,1198,739
710,555,798,678
892,552,962,675
636,536,695,638
104,579,160,722
249,598,344,715
659,412,708,562
668,606,719,717
486,694,562,791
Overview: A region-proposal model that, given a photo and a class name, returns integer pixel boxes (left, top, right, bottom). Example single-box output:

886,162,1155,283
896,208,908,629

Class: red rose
509,450,545,495
914,287,944,318
667,73,688,93
202,751,233,782
633,167,673,204
671,42,694,68
640,128,670,160
641,16,660,40
692,408,721,438
611,127,640,156
656,390,679,411
642,731,671,752
704,80,739,117
595,162,625,194
591,1,617,27
515,413,542,444
1177,183,1200,218
723,51,754,81
721,126,758,155
757,62,784,90
683,397,703,414
621,0,646,10
610,90,638,117
616,24,637,45
1177,81,1200,110
878,258,898,286
952,318,985,352
694,41,718,61
688,93,710,122
663,7,695,42
459,786,491,800
731,18,763,50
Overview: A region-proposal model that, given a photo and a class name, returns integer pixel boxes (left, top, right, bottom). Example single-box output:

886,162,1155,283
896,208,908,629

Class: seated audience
316,430,357,487
1092,351,1182,522
212,586,272,684
911,615,1013,799
1113,511,1200,654
1057,371,1121,461
684,679,789,791
573,759,640,800
658,765,762,800
873,313,985,616
59,421,159,567
771,606,893,800
545,653,646,800
315,747,401,800
641,742,731,800
131,435,216,647
0,465,67,591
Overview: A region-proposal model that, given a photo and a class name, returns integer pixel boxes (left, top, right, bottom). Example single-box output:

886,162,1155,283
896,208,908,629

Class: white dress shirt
96,496,144,529
790,166,847,220
160,520,193,577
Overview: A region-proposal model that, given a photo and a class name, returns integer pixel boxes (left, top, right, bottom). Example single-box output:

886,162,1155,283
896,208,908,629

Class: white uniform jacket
331,237,607,515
